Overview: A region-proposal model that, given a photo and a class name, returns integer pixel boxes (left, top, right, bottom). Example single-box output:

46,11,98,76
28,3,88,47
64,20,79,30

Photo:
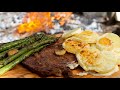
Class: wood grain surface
0,33,120,78
0,64,120,78
0,64,40,78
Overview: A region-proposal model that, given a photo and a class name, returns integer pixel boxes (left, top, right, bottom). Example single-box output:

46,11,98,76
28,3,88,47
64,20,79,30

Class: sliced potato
62,28,83,39
76,46,101,71
112,48,120,65
96,33,120,50
74,30,100,43
76,48,118,74
89,65,119,76
62,37,90,54
62,29,120,76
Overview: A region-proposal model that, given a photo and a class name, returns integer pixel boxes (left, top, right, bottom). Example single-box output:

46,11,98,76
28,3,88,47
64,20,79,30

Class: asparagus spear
0,36,57,68
0,44,49,75
0,32,45,59
0,32,45,53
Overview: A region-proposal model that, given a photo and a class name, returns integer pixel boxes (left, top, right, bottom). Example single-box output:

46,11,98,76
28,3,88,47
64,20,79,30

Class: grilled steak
22,38,77,78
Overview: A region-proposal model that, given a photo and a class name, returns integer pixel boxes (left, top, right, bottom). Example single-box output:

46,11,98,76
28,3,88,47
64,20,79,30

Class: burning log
17,12,72,34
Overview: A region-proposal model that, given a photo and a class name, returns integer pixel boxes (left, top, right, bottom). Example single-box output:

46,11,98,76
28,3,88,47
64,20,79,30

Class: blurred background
0,12,120,43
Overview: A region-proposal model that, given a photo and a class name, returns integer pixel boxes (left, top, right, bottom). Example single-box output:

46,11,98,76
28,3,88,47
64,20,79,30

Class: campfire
17,12,72,34
0,12,119,43
0,12,120,78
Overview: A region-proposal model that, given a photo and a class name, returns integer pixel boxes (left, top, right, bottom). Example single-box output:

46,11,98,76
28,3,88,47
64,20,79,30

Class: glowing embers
17,12,53,34
52,12,72,26
17,12,72,34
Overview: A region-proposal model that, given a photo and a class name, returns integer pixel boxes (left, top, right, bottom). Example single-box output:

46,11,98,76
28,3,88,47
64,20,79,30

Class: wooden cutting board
0,64,120,78
0,64,40,78
0,33,120,78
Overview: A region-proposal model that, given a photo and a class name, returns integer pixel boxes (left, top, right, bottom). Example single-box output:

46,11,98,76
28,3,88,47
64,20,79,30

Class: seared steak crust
22,39,77,77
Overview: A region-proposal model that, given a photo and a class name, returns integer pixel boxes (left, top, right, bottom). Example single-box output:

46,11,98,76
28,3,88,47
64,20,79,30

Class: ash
49,13,106,34
0,12,26,43
0,12,118,43
0,12,26,30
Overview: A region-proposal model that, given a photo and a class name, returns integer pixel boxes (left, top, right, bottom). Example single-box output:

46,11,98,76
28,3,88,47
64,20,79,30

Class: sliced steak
22,38,77,78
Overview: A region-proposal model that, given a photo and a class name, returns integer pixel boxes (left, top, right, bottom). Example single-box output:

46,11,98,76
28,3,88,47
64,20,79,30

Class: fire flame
17,12,53,34
17,12,72,34
53,12,72,26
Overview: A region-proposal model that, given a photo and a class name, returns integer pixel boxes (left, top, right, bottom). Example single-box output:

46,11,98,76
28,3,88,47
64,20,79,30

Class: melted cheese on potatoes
62,37,90,54
96,33,120,50
74,30,100,43
76,49,118,74
62,29,120,76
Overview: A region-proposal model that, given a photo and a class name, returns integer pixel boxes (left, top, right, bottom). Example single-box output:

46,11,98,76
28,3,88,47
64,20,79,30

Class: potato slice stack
62,28,120,76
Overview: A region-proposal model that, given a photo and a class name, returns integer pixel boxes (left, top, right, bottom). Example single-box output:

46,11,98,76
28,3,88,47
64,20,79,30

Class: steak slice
22,38,77,78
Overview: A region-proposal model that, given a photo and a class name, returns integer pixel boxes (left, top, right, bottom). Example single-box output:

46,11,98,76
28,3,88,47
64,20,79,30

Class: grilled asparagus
0,32,45,59
0,32,45,53
0,44,49,75
0,35,57,68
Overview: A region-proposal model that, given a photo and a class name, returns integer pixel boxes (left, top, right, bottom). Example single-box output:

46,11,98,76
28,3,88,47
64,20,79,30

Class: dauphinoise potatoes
112,48,120,65
73,30,100,43
76,49,118,74
96,33,120,50
62,28,120,76
62,28,83,39
62,37,90,54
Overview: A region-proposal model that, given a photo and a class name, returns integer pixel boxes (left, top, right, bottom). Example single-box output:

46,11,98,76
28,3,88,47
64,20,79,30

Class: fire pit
0,12,119,43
